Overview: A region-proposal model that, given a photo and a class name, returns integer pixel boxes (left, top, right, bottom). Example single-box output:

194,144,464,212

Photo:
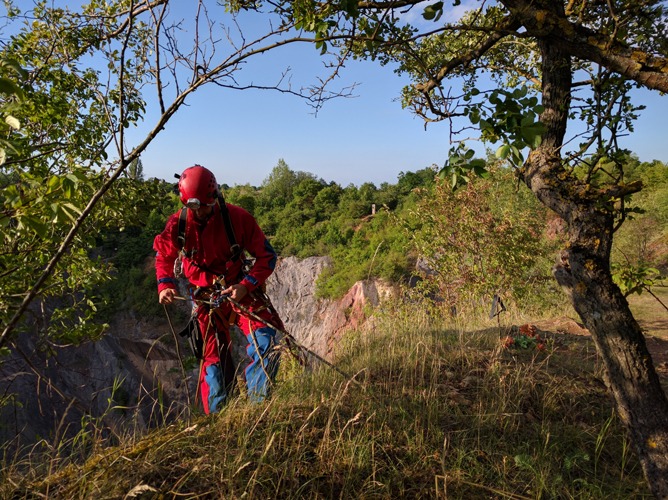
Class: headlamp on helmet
184,197,215,210
177,165,219,207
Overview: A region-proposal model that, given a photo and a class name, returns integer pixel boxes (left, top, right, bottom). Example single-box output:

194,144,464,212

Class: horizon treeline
99,154,668,323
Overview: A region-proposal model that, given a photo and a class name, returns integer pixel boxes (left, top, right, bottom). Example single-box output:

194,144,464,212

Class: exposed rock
0,312,192,450
0,256,388,451
267,256,394,359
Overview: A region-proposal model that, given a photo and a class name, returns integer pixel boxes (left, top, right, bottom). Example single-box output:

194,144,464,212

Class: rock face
0,256,390,451
0,312,192,451
267,256,388,359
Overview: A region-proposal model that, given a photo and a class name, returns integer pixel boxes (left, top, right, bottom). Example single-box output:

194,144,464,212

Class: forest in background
2,154,667,499
98,153,668,326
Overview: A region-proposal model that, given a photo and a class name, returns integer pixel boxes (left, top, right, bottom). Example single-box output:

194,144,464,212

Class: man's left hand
223,283,248,302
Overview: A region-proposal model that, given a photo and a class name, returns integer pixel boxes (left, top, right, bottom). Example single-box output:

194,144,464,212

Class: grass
1,303,652,499
628,286,668,339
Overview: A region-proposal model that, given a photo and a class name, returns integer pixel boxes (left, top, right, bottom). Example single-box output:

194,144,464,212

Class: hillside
3,289,666,499
0,256,386,454
1,158,666,498
2,4,668,495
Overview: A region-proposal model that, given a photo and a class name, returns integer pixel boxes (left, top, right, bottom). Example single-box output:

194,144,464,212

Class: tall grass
1,303,650,499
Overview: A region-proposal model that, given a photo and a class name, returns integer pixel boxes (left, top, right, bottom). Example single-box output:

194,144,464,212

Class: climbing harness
175,283,354,383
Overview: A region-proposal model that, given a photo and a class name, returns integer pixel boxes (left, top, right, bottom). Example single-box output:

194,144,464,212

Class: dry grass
628,286,668,339
1,304,652,499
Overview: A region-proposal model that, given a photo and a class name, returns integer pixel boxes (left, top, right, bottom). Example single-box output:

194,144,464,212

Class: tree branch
500,0,668,92
414,14,521,95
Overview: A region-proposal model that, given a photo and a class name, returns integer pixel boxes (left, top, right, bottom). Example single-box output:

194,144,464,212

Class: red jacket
153,203,277,294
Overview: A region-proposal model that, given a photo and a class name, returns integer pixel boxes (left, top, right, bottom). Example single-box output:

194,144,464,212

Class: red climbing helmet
178,165,218,208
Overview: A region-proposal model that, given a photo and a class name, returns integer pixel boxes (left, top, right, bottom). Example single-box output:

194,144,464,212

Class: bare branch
414,14,522,94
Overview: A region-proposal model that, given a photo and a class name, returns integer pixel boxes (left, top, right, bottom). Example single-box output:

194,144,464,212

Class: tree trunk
556,214,668,499
522,23,668,499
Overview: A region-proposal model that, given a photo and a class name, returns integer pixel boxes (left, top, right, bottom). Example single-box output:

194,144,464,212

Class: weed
0,305,651,499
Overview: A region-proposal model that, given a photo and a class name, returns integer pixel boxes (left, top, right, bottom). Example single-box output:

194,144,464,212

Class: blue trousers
245,326,280,402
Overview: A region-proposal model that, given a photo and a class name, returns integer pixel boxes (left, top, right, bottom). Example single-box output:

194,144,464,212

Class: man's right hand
159,288,176,304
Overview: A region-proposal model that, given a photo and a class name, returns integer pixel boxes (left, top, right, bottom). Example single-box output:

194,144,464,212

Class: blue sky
135,56,455,187
129,5,668,188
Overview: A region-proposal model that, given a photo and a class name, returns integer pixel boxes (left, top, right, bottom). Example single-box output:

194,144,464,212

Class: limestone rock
0,256,388,450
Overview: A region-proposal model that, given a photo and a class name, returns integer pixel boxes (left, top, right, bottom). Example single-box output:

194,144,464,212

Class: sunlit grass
1,302,650,499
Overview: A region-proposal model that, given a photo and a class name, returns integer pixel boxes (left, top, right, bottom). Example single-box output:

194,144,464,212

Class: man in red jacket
154,165,282,414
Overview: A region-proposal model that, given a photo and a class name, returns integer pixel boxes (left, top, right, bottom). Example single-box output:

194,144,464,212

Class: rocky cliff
0,256,391,451
267,256,393,359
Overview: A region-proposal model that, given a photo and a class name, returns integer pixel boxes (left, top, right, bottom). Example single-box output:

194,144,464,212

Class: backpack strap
216,193,242,262
177,207,188,255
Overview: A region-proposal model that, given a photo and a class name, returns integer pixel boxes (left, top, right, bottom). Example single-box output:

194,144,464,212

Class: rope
163,304,192,411
171,294,375,402
179,294,358,384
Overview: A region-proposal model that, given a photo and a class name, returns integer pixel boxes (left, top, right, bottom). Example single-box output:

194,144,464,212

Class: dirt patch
629,287,668,375
532,315,589,336
644,336,668,377
628,288,668,340
528,289,668,379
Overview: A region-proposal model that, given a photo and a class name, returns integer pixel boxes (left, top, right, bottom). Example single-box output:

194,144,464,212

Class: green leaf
21,215,49,237
422,2,443,21
4,115,20,130
47,175,61,190
496,144,511,159
423,7,436,20
513,86,528,98
4,184,21,207
529,131,542,149
470,159,488,176
0,77,23,98
0,58,28,80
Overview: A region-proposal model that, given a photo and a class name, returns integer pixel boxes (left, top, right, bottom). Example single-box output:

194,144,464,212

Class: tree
225,183,259,214
313,182,343,220
408,167,558,311
239,0,668,495
0,1,352,349
259,160,323,209
128,158,144,180
0,0,359,442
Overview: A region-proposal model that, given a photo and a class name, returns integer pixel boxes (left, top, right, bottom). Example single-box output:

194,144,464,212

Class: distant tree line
98,154,667,322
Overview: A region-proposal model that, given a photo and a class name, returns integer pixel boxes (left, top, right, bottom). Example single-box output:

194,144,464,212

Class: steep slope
267,256,393,359
0,256,386,451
